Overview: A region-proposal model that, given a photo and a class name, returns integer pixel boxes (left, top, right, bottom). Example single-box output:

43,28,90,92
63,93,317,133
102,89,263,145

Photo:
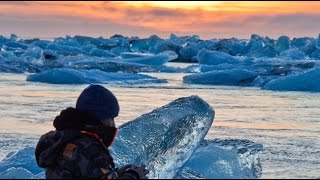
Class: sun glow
1,1,320,39
119,1,223,9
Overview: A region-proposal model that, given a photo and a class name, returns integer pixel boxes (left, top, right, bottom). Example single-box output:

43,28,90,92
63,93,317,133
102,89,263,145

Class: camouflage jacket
35,130,138,179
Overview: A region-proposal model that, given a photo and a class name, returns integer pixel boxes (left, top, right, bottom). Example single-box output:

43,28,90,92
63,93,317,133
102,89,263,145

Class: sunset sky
1,1,320,39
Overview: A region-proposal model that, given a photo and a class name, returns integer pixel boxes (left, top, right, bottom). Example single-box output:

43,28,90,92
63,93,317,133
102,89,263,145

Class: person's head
76,84,119,128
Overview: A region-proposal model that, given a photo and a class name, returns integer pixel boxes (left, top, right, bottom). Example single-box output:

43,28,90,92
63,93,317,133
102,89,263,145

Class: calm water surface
0,63,319,178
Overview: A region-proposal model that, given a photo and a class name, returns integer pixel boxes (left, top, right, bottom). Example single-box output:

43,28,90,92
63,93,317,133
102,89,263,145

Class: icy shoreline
0,33,320,92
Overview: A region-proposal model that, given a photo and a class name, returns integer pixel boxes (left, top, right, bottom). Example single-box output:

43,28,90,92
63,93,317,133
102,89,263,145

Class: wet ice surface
110,96,214,179
178,139,263,179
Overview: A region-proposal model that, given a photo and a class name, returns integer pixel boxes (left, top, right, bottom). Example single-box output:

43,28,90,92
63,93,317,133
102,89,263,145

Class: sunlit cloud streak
0,1,320,39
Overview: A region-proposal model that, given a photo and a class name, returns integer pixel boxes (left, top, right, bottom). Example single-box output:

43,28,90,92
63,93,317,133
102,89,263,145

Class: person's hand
117,164,133,177
127,164,149,179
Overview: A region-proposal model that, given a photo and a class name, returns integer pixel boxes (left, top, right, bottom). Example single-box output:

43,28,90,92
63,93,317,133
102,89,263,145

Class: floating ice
179,43,203,63
117,50,178,66
0,60,44,73
186,64,239,73
46,44,84,56
310,48,320,59
183,69,257,86
26,68,166,84
276,36,290,53
213,38,247,56
178,139,263,179
152,39,181,54
197,49,239,65
280,49,305,60
0,147,43,177
263,68,320,92
89,48,117,58
291,37,312,48
110,96,215,179
3,42,28,50
120,52,154,58
250,75,279,87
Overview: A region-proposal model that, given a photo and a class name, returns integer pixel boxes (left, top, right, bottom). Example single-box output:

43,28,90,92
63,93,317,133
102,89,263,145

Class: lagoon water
0,63,319,179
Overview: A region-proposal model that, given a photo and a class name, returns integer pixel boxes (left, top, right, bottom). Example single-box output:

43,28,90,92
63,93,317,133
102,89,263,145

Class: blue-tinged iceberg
186,64,239,73
279,49,305,60
117,50,178,66
110,96,215,179
0,147,43,179
26,68,166,84
183,69,257,86
275,36,290,53
46,44,84,56
89,48,117,58
197,49,239,65
263,68,320,92
178,139,263,179
120,52,154,58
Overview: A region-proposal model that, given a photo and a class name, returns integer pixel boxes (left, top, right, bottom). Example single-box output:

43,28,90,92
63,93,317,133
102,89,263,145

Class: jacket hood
35,130,81,168
35,107,117,168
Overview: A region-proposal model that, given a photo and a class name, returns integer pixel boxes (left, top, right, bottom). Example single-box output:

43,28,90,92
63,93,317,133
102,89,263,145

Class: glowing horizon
1,1,320,39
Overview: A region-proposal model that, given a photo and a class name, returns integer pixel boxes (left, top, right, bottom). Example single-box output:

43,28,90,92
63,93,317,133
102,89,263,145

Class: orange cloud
0,1,320,39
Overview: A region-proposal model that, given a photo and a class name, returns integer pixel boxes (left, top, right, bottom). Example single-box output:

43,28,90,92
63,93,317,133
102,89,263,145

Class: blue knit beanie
76,84,119,121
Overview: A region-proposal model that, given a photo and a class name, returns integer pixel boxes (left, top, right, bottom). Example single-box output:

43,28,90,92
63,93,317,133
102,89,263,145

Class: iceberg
46,44,84,56
89,48,117,58
263,68,320,92
179,43,202,63
291,37,312,48
178,139,263,179
276,36,290,53
310,48,320,59
300,44,317,56
0,35,9,44
197,49,239,65
213,38,247,56
117,50,178,66
0,147,43,179
279,49,305,60
183,69,257,86
186,64,239,73
26,68,166,84
250,75,279,87
0,60,44,73
3,42,28,50
110,47,129,56
152,39,181,54
30,40,50,50
109,96,215,179
120,52,154,58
